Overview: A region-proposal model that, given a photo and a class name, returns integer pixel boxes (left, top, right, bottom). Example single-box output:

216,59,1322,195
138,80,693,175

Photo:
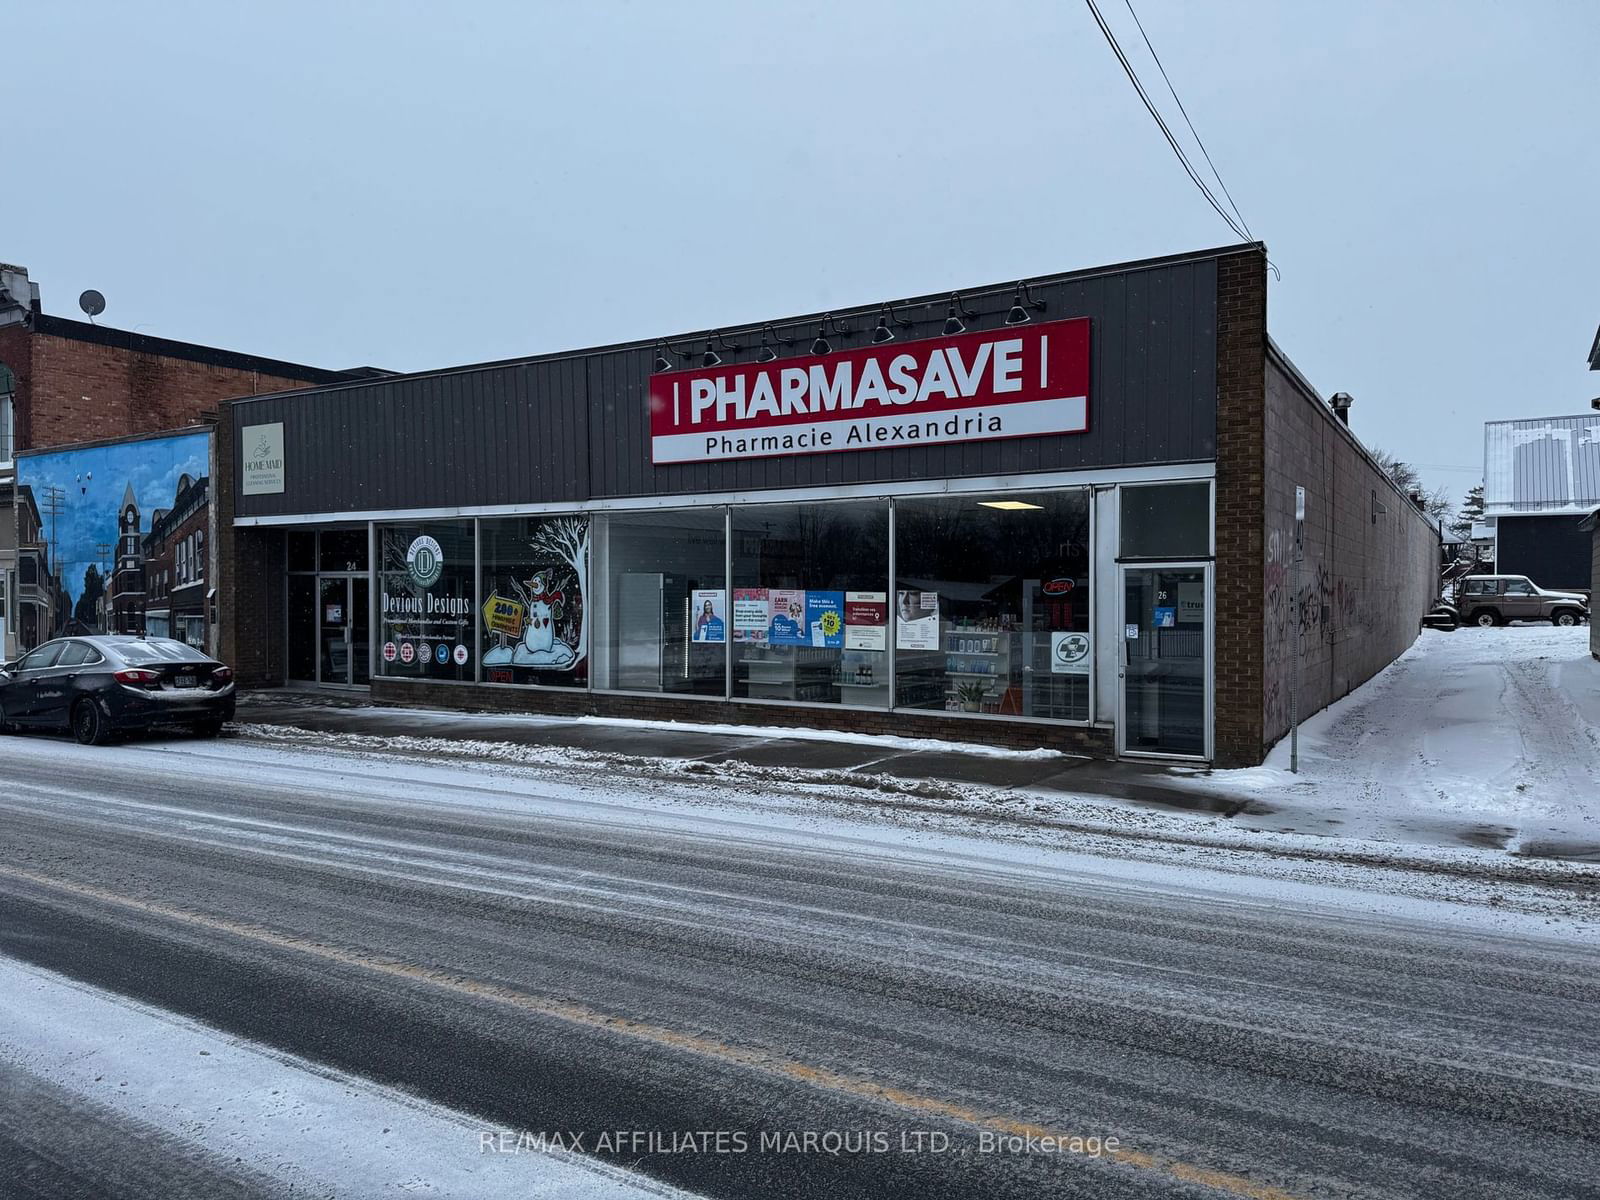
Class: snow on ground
0,954,693,1199
84,724,1593,942
569,715,1075,759
1170,626,1600,853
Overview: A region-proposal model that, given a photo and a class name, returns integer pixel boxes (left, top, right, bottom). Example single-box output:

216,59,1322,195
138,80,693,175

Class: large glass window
894,490,1092,720
1120,483,1210,559
377,522,475,681
480,516,589,688
593,510,726,695
731,501,890,706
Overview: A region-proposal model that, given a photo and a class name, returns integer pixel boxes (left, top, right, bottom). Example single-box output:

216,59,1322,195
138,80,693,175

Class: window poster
769,589,806,645
805,591,845,648
844,590,888,651
1177,582,1205,625
895,589,940,650
732,588,770,642
692,589,727,643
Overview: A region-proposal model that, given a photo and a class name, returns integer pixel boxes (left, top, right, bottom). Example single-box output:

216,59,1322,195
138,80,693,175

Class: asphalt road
0,730,1597,1199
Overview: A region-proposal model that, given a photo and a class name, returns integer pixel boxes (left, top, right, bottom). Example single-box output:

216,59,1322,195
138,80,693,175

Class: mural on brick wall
14,430,213,651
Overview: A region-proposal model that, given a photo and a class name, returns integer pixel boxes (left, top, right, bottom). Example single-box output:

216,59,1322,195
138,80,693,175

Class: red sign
1043,578,1076,596
649,317,1089,465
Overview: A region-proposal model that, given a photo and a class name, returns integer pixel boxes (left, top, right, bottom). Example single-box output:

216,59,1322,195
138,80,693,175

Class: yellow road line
0,865,1300,1200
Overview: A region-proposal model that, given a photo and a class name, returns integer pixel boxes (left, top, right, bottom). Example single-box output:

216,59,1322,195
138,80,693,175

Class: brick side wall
216,401,288,685
1211,249,1268,767
20,331,320,452
367,678,1114,756
1260,355,1440,748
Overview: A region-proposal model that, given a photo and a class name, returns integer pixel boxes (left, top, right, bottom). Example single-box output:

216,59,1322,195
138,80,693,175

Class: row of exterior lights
653,281,1048,372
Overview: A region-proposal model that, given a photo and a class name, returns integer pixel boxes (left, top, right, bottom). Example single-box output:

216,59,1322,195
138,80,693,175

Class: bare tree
1371,448,1453,523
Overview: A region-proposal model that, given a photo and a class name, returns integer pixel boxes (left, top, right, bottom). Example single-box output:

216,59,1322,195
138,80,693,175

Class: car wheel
1473,610,1498,628
0,701,13,734
72,698,113,746
1553,611,1579,627
191,719,225,739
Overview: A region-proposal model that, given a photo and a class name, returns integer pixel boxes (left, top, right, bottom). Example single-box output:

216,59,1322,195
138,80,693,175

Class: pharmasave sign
648,317,1090,465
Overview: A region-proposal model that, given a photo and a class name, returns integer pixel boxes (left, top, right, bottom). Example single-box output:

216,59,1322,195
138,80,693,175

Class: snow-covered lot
1172,626,1600,854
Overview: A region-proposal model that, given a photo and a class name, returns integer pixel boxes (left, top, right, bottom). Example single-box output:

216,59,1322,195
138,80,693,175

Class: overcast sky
7,0,1597,505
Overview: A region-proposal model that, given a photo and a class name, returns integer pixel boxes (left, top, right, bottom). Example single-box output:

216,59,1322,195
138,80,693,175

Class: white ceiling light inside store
978,500,1044,511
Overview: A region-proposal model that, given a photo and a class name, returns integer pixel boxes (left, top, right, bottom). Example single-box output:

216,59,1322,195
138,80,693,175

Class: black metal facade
1496,514,1595,592
232,247,1228,519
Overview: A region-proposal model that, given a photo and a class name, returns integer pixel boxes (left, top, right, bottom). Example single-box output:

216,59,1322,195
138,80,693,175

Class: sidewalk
234,690,1243,816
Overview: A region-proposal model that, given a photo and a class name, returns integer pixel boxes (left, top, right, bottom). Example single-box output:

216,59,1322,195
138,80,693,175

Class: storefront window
377,522,475,681
319,528,369,573
480,515,589,688
894,490,1092,720
593,509,726,695
1120,482,1210,559
731,501,890,707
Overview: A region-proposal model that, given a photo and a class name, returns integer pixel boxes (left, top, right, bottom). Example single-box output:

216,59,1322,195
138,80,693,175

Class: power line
1119,0,1251,240
1083,0,1248,245
1085,0,1276,279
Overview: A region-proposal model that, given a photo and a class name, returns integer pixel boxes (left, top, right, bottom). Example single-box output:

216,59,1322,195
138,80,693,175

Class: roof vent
1330,391,1354,425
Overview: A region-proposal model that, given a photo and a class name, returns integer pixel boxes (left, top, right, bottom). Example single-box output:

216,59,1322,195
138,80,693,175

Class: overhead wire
1084,0,1278,278
1119,0,1251,240
1083,0,1247,243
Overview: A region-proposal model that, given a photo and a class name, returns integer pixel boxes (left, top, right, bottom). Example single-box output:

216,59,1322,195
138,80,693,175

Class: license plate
175,675,198,688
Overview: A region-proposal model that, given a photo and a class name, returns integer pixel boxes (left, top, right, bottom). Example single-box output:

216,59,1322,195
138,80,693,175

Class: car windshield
113,640,210,665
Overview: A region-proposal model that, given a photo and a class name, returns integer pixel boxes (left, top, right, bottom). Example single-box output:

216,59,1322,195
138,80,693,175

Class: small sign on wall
241,423,286,496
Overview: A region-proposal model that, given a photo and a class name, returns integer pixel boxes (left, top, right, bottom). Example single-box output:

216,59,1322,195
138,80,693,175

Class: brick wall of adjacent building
1211,248,1268,767
215,402,288,682
13,325,329,453
1258,352,1440,751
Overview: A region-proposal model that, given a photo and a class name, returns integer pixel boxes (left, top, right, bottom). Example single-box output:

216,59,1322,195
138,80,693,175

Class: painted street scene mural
14,430,212,650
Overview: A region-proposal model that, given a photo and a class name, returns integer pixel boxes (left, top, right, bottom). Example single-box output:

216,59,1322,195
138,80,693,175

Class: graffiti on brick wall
1263,525,1368,736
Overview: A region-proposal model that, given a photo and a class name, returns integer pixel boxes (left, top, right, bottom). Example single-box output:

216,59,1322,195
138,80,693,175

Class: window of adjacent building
1119,482,1211,559
894,490,1093,720
480,515,589,689
377,522,475,682
731,501,890,707
592,509,726,696
0,362,14,465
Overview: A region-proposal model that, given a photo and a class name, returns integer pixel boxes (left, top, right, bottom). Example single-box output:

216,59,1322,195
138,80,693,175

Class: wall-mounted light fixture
870,303,912,344
755,323,791,364
652,342,680,372
1004,281,1047,326
811,313,851,356
944,293,976,336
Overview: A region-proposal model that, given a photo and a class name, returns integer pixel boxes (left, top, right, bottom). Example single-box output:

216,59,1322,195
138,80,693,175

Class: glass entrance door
1118,565,1209,758
319,578,352,685
350,578,370,686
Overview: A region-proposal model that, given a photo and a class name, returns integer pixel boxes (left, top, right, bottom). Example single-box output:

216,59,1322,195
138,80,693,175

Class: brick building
0,260,354,658
219,243,1438,766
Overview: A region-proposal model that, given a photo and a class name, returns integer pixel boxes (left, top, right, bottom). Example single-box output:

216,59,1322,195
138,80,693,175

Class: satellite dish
79,289,106,319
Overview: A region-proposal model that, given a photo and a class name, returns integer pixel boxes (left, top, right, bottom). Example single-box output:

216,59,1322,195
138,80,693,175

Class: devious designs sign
648,317,1090,465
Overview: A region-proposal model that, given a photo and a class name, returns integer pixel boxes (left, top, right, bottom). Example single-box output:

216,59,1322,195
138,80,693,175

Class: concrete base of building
369,680,1114,757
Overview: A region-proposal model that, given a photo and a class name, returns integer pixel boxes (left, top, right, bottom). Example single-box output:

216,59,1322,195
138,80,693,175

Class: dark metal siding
1497,515,1595,592
235,254,1220,518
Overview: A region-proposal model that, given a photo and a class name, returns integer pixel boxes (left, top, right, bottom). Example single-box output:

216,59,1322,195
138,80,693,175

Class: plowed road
1,732,1596,1199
